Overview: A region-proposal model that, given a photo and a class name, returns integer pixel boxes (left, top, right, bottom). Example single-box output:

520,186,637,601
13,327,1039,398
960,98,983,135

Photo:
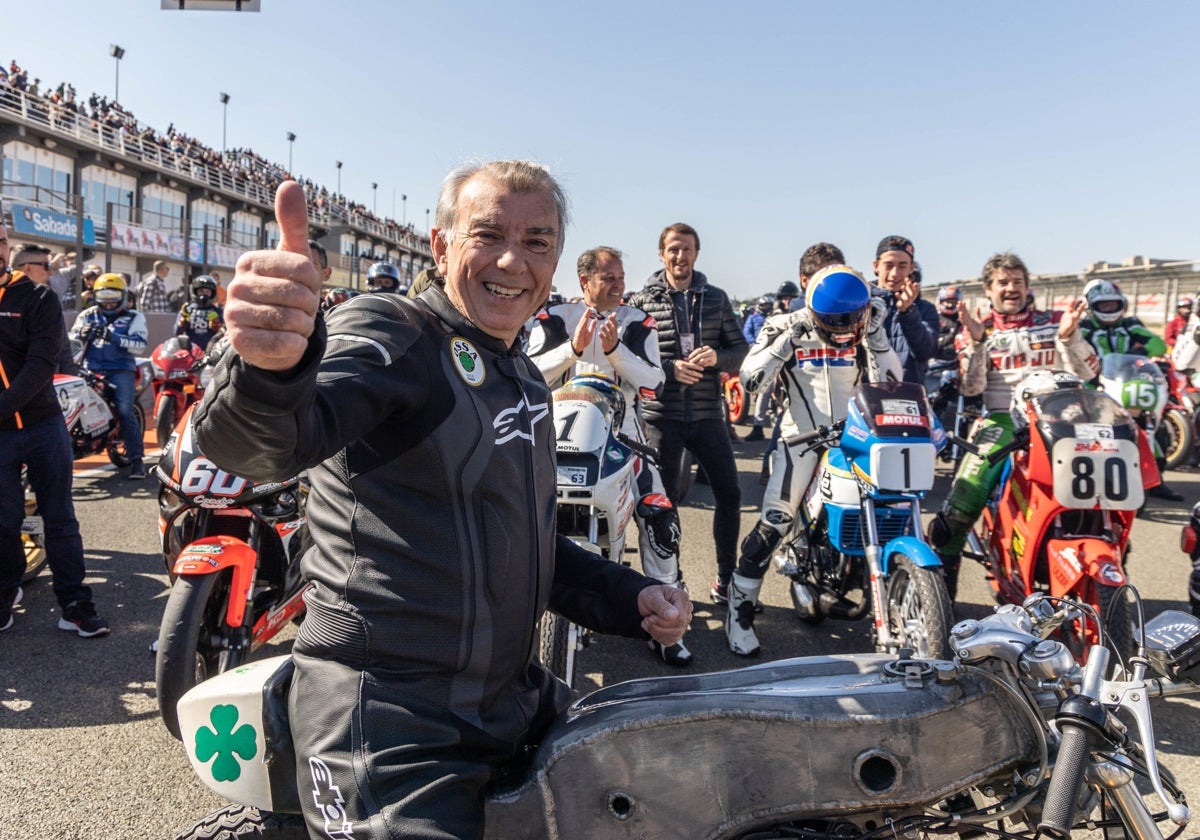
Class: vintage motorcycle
772,380,953,659
149,335,212,450
960,372,1156,661
546,373,656,688
168,588,1199,839
154,406,312,740
1155,357,1200,470
56,354,152,465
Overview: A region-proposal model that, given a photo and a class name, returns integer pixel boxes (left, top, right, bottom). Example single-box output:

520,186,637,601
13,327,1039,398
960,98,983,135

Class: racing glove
866,296,892,355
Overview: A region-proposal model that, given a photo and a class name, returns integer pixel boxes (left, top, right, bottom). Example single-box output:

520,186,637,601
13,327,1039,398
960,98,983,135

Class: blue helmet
805,265,872,348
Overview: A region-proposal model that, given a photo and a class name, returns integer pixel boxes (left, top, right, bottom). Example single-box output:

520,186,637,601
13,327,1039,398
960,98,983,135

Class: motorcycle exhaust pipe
789,580,820,621
819,591,870,620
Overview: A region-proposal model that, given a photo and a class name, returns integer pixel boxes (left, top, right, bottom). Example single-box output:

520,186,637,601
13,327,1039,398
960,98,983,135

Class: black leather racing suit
193,287,656,839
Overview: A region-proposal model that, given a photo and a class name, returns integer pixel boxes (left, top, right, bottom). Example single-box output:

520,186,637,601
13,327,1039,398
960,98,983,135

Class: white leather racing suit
736,308,902,577
526,301,682,585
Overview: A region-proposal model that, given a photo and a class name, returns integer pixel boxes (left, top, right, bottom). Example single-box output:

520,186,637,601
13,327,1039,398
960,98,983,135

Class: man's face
873,250,914,292
659,232,698,285
157,264,170,279
19,256,51,286
433,174,560,343
986,268,1029,314
580,252,625,311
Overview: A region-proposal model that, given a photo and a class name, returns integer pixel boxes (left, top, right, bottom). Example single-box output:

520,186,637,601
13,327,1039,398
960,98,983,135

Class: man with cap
871,235,939,384
79,263,102,309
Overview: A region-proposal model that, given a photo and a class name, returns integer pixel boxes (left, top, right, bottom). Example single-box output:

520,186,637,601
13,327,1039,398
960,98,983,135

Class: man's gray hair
435,160,570,256
577,246,623,277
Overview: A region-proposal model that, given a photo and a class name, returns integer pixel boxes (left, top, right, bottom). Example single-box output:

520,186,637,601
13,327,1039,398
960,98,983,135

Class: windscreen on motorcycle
1031,389,1144,510
848,381,935,440
1100,353,1168,425
552,376,625,454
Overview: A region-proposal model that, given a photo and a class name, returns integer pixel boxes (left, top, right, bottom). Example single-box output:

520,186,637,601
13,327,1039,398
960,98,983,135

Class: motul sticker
876,414,928,427
451,337,485,386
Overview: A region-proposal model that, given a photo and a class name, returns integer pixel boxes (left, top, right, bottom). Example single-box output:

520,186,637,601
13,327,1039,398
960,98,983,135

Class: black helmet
777,281,800,299
756,295,774,313
191,274,218,305
367,261,401,292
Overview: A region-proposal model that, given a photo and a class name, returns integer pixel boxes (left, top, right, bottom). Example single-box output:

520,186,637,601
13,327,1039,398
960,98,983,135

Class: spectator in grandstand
134,260,172,313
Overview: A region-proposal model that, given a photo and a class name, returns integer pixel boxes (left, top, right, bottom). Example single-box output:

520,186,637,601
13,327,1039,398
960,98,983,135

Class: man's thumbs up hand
224,181,322,371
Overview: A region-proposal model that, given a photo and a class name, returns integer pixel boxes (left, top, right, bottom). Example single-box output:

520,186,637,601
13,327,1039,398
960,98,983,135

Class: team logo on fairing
451,337,485,386
494,398,550,445
309,757,355,839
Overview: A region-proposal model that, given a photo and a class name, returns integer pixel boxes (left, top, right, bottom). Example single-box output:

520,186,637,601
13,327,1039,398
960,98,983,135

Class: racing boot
1148,458,1184,501
725,573,763,657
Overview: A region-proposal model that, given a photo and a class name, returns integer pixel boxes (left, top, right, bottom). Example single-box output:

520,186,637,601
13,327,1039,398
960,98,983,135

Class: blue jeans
105,368,144,461
0,417,91,607
645,417,742,581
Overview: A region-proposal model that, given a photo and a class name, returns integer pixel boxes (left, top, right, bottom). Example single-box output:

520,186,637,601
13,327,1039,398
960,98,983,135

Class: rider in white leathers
730,264,902,656
526,246,692,667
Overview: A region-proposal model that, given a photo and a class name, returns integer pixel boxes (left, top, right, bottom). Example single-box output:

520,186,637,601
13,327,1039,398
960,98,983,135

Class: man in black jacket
193,163,691,840
0,227,108,636
630,223,749,607
872,235,939,383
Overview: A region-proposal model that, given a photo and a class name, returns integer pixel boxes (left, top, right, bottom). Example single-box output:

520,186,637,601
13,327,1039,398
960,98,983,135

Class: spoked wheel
883,554,953,659
156,570,247,740
107,401,147,467
172,804,307,840
1157,408,1194,471
538,611,579,690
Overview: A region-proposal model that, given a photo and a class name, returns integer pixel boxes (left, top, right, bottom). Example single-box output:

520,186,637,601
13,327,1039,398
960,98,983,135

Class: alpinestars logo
494,398,550,445
309,757,354,839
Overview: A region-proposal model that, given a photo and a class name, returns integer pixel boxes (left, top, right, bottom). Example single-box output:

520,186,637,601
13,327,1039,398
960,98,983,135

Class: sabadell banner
11,203,96,246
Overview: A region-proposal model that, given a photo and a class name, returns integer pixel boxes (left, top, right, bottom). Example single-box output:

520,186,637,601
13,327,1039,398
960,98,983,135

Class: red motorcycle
961,375,1156,661
56,354,152,465
1155,357,1200,469
149,336,210,450
154,405,311,740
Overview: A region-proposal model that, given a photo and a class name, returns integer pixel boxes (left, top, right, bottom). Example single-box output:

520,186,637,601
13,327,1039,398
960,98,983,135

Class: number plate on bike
1051,438,1143,510
868,442,935,491
557,466,589,487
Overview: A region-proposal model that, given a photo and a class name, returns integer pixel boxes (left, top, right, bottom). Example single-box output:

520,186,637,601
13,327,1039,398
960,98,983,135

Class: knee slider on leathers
739,520,785,575
637,495,681,559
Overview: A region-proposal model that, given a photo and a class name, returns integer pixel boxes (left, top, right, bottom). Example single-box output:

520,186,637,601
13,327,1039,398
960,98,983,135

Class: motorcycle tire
882,554,953,660
155,395,180,451
21,494,48,583
1156,408,1194,471
156,570,247,741
537,610,576,690
106,401,147,468
171,804,306,840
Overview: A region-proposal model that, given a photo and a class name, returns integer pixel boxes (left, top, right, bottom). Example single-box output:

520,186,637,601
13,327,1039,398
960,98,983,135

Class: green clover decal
194,704,258,782
458,350,476,372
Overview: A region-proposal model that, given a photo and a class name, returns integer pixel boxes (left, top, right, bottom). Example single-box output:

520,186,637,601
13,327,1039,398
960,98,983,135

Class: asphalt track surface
1,431,1198,839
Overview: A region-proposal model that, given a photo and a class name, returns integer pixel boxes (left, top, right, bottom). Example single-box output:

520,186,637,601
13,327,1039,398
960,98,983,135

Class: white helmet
1083,279,1126,326
1010,369,1085,424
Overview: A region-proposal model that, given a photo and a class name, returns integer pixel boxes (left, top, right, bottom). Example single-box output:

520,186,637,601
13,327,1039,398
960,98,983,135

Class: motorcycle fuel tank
485,653,1038,839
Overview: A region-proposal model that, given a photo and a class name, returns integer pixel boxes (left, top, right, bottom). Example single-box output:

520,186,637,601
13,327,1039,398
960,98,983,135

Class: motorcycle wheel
21,494,48,583
883,554,953,660
538,610,576,690
1156,408,1194,471
154,395,179,451
156,570,247,740
171,804,306,840
107,401,147,468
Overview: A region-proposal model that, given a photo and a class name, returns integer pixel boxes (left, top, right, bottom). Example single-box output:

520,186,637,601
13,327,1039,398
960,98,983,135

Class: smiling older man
192,161,691,840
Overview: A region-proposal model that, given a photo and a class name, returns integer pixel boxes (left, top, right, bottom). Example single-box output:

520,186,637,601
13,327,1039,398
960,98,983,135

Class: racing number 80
1069,455,1127,502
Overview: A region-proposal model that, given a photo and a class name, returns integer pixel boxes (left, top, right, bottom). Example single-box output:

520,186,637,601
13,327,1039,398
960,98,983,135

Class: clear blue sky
7,1,1199,299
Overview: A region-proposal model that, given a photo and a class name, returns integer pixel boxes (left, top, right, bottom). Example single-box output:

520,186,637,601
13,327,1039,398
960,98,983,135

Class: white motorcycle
169,588,1199,839
540,373,656,688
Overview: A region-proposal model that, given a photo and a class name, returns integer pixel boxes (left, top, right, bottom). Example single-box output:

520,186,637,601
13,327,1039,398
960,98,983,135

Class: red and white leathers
739,308,903,566
956,308,1100,411
527,301,682,586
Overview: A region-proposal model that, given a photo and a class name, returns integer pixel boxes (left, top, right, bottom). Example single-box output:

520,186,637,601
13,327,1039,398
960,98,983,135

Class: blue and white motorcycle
773,380,954,658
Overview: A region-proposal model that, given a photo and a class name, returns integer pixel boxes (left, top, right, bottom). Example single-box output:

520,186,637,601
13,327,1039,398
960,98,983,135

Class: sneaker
0,586,22,632
710,576,729,603
745,426,765,442
129,459,147,480
649,638,693,667
58,600,110,637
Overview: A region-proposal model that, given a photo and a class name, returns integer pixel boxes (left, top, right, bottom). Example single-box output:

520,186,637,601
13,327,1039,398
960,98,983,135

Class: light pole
286,132,295,173
109,44,125,102
219,92,230,154
425,208,430,233
401,194,407,226
372,182,378,214
336,161,342,195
